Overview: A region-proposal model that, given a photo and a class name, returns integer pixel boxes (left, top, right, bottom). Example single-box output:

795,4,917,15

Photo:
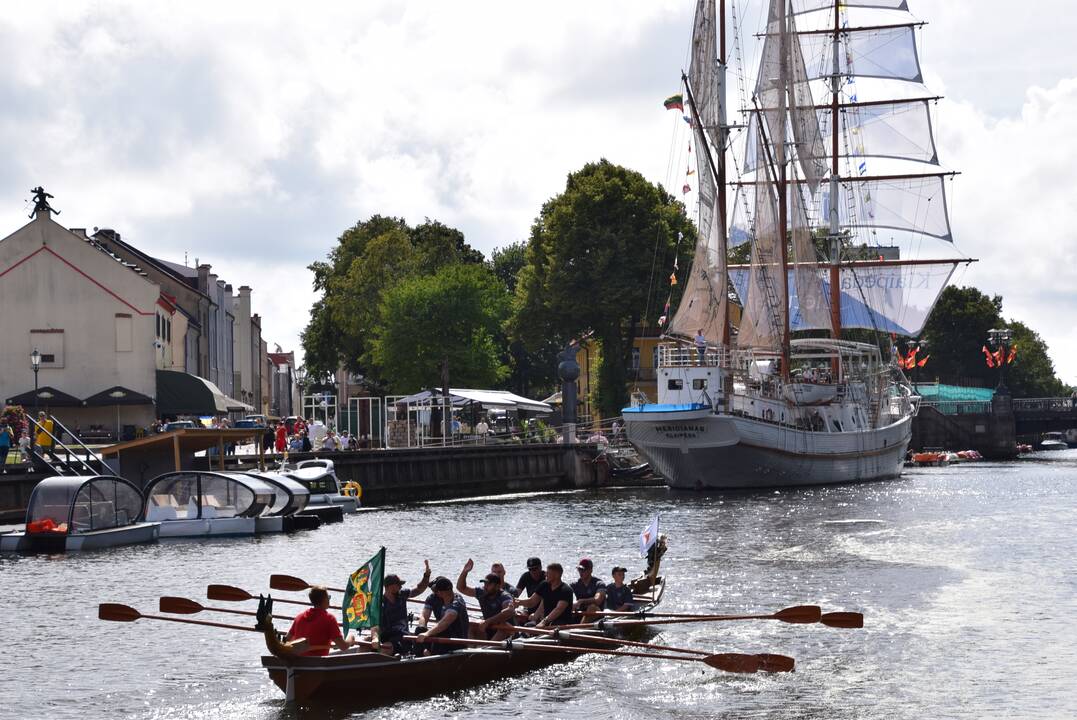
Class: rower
457,559,516,640
491,562,519,598
372,560,431,654
415,577,470,655
604,566,635,612
286,586,355,656
513,562,574,628
515,556,546,597
570,558,607,618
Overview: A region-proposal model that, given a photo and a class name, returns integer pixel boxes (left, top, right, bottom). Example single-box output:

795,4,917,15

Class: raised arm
413,560,432,595
456,559,477,597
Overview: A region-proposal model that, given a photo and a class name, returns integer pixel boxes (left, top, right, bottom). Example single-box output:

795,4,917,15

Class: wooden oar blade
774,605,822,624
207,584,253,602
820,612,864,629
159,596,203,615
99,603,141,622
755,654,795,673
705,653,761,673
269,574,309,592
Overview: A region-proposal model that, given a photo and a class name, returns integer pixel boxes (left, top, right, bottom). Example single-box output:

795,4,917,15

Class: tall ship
623,0,974,489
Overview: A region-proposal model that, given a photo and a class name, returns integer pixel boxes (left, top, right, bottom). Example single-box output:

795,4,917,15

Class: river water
2,449,1076,720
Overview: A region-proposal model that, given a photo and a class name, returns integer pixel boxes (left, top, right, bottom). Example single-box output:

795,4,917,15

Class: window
41,354,55,363
115,314,133,352
652,347,660,369
166,318,172,343
667,379,684,390
692,379,708,390
156,313,162,339
630,347,640,370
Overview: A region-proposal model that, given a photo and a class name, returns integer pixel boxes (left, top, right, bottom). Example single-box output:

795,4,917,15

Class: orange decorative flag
993,348,1004,366
669,271,678,286
917,354,930,367
982,345,995,368
1007,345,1017,364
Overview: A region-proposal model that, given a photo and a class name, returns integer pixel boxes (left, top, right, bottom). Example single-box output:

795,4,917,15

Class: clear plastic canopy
26,476,144,535
144,472,275,521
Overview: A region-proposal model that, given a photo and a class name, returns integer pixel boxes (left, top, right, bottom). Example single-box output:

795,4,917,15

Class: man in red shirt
286,586,354,656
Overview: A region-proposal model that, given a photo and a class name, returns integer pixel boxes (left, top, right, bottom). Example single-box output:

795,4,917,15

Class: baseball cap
526,557,542,569
431,576,453,592
577,558,593,571
482,573,501,584
611,566,627,574
384,574,404,586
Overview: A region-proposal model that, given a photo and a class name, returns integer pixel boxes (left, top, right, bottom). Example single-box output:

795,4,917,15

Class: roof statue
30,186,59,218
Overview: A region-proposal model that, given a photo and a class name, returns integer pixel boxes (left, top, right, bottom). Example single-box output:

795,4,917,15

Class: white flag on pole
639,515,660,557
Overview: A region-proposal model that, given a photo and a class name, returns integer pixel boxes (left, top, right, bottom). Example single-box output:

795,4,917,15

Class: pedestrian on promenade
275,422,287,453
34,412,55,456
694,329,707,365
0,421,12,470
18,430,31,462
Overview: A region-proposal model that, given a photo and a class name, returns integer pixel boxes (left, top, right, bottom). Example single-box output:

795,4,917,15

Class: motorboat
144,471,277,537
282,459,358,516
1038,432,1068,451
1,475,159,553
243,471,321,533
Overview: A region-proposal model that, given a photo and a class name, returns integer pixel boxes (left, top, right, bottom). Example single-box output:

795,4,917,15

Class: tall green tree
1003,321,1067,397
919,286,1065,396
513,159,695,417
301,216,485,384
369,264,510,393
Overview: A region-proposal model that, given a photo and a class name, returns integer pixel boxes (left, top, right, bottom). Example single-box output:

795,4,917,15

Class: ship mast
828,0,842,376
777,0,791,380
718,0,730,347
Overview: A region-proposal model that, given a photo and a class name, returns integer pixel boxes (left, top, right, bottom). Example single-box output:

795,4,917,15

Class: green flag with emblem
342,546,385,632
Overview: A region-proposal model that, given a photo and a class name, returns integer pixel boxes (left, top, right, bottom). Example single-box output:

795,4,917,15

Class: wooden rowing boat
260,538,667,706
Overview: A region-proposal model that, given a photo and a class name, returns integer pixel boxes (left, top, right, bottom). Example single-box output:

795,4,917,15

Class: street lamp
30,348,41,412
294,367,308,420
987,328,1013,394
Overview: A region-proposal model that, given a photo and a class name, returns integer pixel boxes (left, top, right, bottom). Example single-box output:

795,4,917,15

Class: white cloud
0,0,1074,386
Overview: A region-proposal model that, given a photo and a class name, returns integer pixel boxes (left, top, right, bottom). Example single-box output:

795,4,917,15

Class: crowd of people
286,556,641,658
0,410,59,469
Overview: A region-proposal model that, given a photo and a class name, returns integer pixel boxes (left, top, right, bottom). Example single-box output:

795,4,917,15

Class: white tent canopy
395,388,552,414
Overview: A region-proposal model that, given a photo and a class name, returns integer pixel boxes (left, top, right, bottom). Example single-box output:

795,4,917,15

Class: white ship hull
623,409,911,490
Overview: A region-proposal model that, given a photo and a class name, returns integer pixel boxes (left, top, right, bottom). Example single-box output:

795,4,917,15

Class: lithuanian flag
663,94,684,111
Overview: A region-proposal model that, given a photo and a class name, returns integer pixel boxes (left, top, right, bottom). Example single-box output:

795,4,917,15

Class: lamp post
988,328,1013,395
294,367,308,421
30,348,41,412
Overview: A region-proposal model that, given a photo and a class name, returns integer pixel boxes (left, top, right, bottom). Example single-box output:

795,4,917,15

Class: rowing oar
269,573,483,613
99,603,259,633
402,634,765,673
501,624,794,673
562,605,862,630
160,596,296,622
208,584,311,607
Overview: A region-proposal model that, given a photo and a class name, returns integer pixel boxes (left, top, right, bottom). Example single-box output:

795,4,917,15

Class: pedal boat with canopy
0,475,160,552
143,471,276,537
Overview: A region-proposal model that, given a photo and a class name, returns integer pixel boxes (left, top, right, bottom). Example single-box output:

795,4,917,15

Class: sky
1,0,1075,386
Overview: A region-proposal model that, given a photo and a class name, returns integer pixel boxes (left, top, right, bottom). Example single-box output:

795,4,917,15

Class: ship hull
623,409,911,490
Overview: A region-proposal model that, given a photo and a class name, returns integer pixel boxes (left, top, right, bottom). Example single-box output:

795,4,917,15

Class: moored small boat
144,471,277,537
0,475,159,553
282,459,358,516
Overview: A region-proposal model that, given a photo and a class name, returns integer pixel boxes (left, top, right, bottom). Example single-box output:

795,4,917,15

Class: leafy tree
920,286,1003,387
490,241,527,294
1003,321,1067,397
919,286,1065,396
301,216,485,385
370,264,510,393
513,159,695,417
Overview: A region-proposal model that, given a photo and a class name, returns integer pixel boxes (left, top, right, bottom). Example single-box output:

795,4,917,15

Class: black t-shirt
380,588,414,634
424,593,470,639
516,570,546,597
605,584,635,610
534,580,575,625
473,586,514,620
571,576,606,601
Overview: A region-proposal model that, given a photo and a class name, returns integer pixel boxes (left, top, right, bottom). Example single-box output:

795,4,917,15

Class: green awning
155,370,253,415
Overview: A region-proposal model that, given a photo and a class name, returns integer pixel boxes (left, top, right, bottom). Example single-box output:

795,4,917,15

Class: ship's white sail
668,0,727,344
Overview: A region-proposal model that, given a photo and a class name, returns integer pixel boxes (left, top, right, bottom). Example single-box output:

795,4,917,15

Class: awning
4,386,83,407
156,370,254,415
395,388,552,414
83,385,155,406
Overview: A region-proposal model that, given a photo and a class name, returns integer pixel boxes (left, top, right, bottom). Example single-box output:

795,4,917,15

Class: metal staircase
26,414,106,476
